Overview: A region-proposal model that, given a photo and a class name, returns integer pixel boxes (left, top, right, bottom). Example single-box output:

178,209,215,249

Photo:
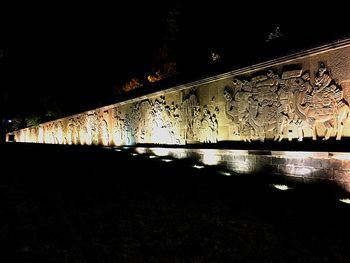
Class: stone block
294,166,313,177
222,154,234,162
312,168,334,179
272,157,287,165
327,158,343,169
303,158,324,168
286,158,304,166
278,164,295,175
341,160,350,170
334,169,350,181
255,156,272,166
234,155,255,163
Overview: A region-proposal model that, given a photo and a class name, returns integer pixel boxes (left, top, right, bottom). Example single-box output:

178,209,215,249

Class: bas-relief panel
223,64,350,142
112,91,219,145
13,61,350,145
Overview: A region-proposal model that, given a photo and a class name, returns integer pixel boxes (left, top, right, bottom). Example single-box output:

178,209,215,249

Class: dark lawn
1,143,350,263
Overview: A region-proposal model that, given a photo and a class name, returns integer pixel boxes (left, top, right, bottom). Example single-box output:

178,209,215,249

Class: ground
1,143,350,262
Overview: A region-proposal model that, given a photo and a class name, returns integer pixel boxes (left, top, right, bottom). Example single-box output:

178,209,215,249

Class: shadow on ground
1,143,350,262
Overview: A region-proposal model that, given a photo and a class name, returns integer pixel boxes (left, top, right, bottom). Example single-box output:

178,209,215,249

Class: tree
147,6,180,83
122,78,143,92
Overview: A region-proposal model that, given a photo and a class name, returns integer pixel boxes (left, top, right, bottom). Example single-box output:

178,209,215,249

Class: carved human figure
180,90,199,142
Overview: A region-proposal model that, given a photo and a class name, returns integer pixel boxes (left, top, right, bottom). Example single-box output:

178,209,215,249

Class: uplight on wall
136,147,147,154
102,129,110,146
201,149,221,166
152,147,171,157
38,127,44,143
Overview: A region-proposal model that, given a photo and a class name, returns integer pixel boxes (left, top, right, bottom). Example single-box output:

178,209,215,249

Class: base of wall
128,146,350,193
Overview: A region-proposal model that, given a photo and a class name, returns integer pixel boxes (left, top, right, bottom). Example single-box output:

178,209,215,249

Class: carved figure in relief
99,114,109,145
199,105,219,143
76,115,88,145
113,107,125,145
163,102,181,144
192,106,202,141
67,118,79,145
299,65,349,140
87,113,99,145
180,90,199,142
53,121,65,144
223,64,350,141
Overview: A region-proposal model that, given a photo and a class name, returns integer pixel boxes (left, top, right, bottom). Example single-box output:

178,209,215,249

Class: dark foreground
1,143,350,263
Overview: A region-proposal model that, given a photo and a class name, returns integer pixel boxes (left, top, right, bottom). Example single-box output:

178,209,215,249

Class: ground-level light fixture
271,184,291,191
338,198,350,204
219,171,231,176
193,164,205,169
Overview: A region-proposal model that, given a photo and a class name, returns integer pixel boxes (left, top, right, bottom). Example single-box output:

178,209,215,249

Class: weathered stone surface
341,160,350,170
255,156,272,166
312,168,334,179
278,164,295,175
303,158,325,169
334,169,350,181
272,157,288,165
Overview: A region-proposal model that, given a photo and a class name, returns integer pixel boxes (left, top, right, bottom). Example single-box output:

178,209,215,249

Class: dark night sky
7,1,350,120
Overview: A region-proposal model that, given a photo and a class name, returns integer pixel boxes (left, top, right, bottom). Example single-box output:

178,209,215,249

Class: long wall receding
8,39,350,192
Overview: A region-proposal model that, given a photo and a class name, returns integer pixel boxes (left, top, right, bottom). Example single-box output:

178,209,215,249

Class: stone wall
7,39,350,191
133,147,350,193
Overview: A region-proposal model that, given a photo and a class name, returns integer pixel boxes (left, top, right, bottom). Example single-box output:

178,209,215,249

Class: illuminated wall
8,39,350,191
135,147,350,193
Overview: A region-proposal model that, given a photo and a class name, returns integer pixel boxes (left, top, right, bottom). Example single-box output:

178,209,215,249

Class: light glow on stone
193,164,205,169
136,147,147,154
56,130,64,144
161,159,173,162
102,130,109,146
169,149,187,159
229,160,251,173
152,147,171,157
295,167,312,176
275,151,317,158
38,127,44,143
25,129,30,143
151,125,171,144
201,149,220,165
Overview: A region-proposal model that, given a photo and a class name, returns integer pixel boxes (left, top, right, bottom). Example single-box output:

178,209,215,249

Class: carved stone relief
113,107,126,145
223,64,350,141
110,91,220,145
12,59,350,145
